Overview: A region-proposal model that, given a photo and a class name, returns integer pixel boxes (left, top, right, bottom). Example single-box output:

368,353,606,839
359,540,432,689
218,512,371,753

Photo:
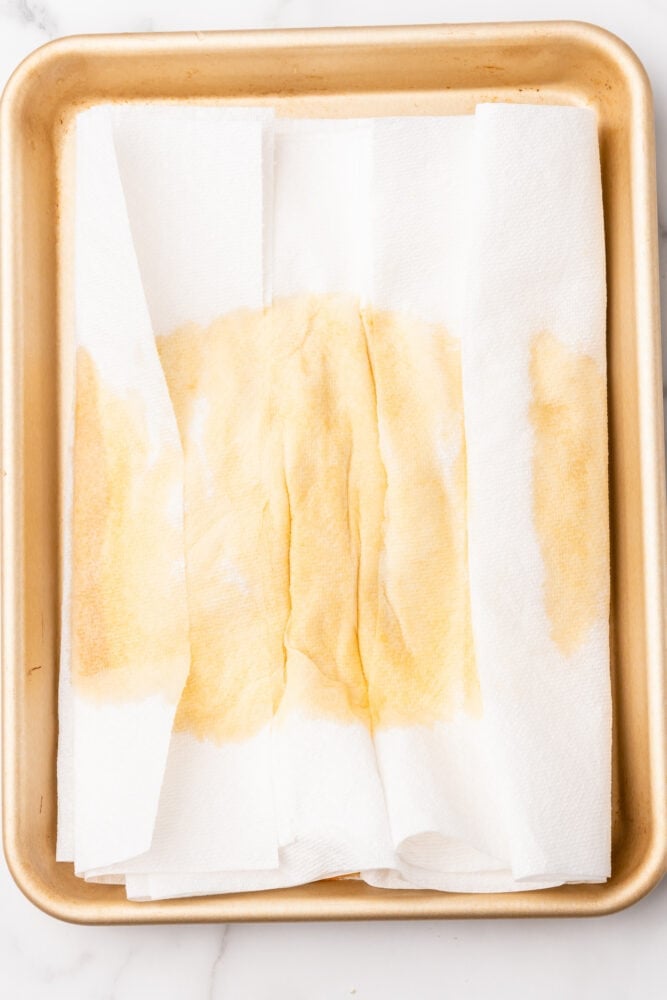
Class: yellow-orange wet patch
71,348,190,703
156,303,289,742
157,295,479,741
529,331,609,656
360,308,481,726
72,295,480,741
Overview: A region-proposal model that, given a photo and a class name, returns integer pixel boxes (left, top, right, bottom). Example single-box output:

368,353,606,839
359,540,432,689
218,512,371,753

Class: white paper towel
459,104,610,882
121,120,396,899
250,119,394,890
58,106,191,873
59,102,610,898
89,105,281,880
362,115,514,892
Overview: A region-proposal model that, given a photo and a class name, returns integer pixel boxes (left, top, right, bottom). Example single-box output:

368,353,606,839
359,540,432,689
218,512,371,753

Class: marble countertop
1,1,666,997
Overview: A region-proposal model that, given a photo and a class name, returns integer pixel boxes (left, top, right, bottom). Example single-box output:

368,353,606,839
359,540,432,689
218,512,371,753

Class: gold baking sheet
1,21,665,923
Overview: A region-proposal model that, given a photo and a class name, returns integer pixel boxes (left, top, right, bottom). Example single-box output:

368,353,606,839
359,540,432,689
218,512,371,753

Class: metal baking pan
2,21,665,923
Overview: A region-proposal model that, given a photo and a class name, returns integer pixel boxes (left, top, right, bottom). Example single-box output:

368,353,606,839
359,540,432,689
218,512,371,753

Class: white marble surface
1,0,666,997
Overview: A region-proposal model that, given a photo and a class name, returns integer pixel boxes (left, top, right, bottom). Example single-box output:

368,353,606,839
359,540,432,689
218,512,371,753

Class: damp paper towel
57,102,610,899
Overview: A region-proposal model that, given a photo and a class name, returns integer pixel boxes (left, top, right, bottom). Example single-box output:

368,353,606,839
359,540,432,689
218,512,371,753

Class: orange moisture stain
72,295,481,740
360,308,481,727
157,305,290,743
71,348,190,704
157,295,479,743
529,331,609,656
271,297,381,728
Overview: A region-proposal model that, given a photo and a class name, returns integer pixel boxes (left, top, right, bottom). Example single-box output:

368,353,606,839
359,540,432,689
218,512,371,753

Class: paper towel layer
359,116,508,890
110,105,274,330
60,107,191,872
91,106,280,879
60,103,610,895
267,123,393,886
460,103,610,880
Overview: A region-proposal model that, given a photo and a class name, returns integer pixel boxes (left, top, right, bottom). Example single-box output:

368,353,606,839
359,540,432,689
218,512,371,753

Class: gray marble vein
207,926,230,1000
2,0,57,37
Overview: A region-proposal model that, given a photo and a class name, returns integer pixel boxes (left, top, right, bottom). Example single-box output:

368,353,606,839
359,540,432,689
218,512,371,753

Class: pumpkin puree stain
71,349,190,703
72,295,480,741
157,302,290,743
360,309,480,725
529,331,609,656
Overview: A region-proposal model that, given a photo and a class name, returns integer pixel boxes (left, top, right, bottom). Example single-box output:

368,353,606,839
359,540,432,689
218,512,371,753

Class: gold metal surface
1,22,665,923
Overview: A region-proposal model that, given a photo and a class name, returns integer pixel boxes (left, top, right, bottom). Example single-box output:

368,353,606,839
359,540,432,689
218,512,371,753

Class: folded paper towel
58,101,610,899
